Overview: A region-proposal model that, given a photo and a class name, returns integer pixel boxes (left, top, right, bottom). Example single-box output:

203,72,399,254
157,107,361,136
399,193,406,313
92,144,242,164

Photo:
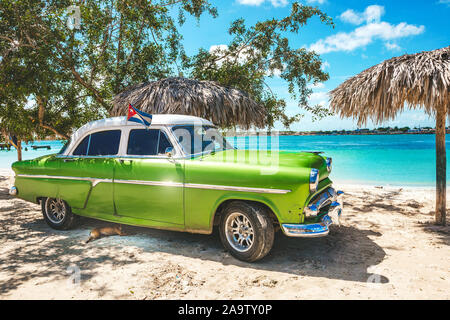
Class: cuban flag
127,104,152,128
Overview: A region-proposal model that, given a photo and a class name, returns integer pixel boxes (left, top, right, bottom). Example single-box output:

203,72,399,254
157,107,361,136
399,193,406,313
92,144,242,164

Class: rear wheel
219,201,274,262
41,197,77,230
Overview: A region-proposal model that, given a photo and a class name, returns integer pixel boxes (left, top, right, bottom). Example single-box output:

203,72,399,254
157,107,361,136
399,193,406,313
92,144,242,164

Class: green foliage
0,0,216,142
1,0,332,149
186,2,334,128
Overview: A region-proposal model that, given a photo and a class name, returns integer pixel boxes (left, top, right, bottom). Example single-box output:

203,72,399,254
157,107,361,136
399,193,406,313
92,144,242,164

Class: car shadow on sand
116,222,388,284
0,189,388,296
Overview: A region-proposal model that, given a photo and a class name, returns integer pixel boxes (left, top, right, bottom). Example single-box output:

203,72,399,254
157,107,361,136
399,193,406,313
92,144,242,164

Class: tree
0,0,217,160
186,2,334,128
400,126,410,133
0,75,34,161
1,0,333,160
0,0,217,114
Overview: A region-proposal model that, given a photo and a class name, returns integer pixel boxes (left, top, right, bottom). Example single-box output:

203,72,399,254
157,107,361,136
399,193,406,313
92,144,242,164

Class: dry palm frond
329,46,450,125
112,77,268,129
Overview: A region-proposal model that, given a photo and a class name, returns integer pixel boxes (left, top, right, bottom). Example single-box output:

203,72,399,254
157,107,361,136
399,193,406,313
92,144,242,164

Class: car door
113,127,184,226
58,129,119,216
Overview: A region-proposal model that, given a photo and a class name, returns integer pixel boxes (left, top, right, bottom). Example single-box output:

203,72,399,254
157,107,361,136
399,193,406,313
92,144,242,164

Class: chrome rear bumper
282,188,343,238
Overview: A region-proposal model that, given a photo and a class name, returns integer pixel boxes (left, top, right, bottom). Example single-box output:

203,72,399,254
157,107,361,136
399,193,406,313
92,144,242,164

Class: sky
178,0,450,131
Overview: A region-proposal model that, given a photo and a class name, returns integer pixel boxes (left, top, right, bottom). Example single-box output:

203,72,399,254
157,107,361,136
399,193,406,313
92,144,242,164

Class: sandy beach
0,172,448,300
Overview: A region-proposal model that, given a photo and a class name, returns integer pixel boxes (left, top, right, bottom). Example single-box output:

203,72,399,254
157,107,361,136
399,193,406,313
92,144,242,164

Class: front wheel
219,201,274,262
41,197,77,230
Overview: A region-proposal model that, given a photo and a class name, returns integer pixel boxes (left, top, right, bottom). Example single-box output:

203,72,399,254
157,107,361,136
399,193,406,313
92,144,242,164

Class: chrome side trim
16,174,112,187
185,183,291,194
16,174,291,194
114,179,183,188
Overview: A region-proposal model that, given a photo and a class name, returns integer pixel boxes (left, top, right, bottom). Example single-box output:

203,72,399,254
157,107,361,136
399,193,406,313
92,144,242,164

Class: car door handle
63,158,76,162
119,159,133,164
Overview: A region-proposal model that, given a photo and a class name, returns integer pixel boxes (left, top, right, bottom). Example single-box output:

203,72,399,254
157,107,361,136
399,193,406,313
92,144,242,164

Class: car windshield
171,125,234,156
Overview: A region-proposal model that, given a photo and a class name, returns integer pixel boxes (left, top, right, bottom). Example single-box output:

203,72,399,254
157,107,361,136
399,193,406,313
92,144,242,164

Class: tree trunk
435,105,447,226
37,96,45,126
16,140,22,162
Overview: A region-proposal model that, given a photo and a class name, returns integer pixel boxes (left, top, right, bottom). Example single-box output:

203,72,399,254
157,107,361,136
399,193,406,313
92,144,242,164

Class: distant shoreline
236,131,441,136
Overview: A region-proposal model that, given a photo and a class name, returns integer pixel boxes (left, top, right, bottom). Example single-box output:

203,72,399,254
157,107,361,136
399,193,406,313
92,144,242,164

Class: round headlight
309,168,319,193
326,157,332,172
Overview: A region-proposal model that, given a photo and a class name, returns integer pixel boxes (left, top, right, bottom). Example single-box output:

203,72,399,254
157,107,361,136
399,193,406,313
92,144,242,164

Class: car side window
88,130,121,156
72,130,121,156
72,136,89,156
127,129,173,156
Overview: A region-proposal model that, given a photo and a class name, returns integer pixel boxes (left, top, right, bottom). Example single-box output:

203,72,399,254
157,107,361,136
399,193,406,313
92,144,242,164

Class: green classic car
10,115,343,262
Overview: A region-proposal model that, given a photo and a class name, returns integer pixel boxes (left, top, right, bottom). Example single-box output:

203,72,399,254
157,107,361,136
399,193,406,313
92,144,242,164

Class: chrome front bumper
282,188,344,238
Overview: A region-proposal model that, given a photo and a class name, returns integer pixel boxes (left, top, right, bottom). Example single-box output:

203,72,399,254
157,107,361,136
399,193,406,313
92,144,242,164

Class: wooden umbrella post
435,104,447,226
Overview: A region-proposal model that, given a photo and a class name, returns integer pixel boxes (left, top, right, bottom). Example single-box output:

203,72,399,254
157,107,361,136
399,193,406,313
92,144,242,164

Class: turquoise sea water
0,134,445,186
0,140,65,169
232,134,444,186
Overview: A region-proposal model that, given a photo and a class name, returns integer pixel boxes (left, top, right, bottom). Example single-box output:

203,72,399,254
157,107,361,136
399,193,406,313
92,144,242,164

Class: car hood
195,149,329,180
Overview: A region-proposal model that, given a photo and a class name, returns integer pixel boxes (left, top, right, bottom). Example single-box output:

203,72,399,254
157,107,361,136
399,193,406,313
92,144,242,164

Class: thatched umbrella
112,77,268,129
329,46,450,225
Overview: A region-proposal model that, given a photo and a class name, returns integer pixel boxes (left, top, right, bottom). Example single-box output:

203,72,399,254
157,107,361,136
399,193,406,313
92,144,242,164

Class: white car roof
70,114,214,142
63,115,214,155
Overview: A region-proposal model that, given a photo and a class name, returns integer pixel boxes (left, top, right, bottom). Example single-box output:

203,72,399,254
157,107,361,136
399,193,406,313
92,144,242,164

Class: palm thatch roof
329,46,450,125
329,46,450,226
112,77,268,129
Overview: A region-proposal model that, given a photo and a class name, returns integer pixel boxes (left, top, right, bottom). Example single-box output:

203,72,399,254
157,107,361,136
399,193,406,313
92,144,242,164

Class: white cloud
309,91,328,102
236,0,288,7
270,0,288,7
340,5,385,25
365,5,385,23
321,61,330,70
236,0,265,6
310,5,424,54
385,42,401,51
340,10,364,25
309,90,330,108
306,0,326,4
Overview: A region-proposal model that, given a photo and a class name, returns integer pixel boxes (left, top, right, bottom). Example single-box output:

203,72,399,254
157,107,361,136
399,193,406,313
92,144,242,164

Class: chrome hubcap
45,198,66,224
225,212,254,252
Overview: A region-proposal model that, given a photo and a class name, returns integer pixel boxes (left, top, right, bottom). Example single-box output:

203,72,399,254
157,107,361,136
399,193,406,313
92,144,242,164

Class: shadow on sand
417,221,450,246
0,187,388,296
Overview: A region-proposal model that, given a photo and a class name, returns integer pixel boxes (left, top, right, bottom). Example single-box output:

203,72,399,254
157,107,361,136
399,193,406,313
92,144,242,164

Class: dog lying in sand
86,224,127,243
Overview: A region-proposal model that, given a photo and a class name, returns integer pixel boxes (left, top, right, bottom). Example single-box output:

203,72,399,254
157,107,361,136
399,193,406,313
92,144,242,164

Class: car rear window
72,136,89,156
72,130,121,156
58,140,70,155
127,129,172,156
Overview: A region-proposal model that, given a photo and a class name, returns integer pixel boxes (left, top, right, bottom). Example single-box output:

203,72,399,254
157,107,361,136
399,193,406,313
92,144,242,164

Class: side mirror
165,147,174,157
